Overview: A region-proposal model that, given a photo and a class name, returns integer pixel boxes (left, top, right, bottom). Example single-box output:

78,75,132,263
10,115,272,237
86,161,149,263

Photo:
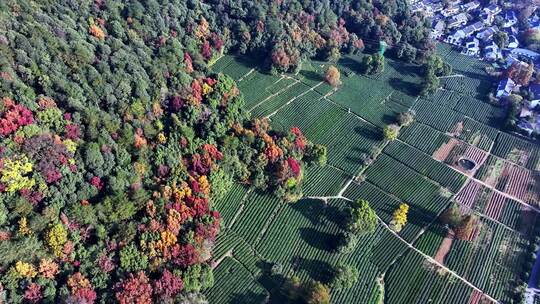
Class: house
462,37,480,56
431,3,444,13
531,99,540,110
520,106,533,118
481,12,494,25
529,83,540,101
496,78,516,98
461,1,480,12
411,2,426,14
517,120,535,136
516,116,539,136
476,26,497,43
511,48,540,62
442,6,460,17
463,21,484,35
529,14,540,29
448,0,463,6
505,55,520,68
503,26,519,37
445,29,466,45
530,19,540,31
448,13,469,28
502,11,518,28
508,35,519,49
483,4,502,16
431,20,446,39
484,43,502,61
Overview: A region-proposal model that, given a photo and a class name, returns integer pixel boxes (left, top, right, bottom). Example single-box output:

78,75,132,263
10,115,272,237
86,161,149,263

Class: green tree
493,31,509,49
336,232,358,253
361,54,385,75
439,202,463,228
307,144,327,166
331,264,359,290
383,124,400,141
119,243,148,272
420,72,440,96
347,199,378,234
305,281,330,304
397,110,415,127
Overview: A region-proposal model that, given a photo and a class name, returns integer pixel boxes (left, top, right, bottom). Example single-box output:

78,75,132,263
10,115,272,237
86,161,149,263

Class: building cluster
412,0,540,137
412,0,523,59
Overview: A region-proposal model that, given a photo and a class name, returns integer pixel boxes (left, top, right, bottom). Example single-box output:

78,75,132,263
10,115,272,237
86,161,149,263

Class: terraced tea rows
207,46,540,304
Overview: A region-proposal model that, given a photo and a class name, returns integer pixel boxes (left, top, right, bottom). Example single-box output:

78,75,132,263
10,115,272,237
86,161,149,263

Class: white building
462,37,480,56
448,13,469,28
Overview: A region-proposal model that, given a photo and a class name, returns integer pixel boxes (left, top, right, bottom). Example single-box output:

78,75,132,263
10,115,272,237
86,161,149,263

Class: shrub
305,281,331,304
455,215,477,240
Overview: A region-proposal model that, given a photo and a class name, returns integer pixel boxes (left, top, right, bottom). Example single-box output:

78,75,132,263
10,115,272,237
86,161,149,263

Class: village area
412,0,540,138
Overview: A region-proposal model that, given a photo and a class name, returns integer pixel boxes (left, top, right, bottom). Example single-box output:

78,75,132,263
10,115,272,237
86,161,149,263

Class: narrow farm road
266,81,324,118
312,191,499,303
396,136,540,216
248,76,299,112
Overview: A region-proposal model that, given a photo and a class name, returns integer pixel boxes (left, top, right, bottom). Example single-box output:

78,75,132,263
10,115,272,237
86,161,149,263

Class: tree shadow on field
388,77,420,97
485,112,504,129
353,125,383,141
322,202,349,230
407,205,445,237
291,198,325,225
299,69,324,83
230,290,269,304
387,60,422,78
293,257,335,284
382,112,399,125
235,53,266,71
298,227,339,252
255,261,289,302
338,56,362,74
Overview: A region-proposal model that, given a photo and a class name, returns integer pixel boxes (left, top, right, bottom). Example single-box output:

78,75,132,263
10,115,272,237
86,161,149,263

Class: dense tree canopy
0,0,432,302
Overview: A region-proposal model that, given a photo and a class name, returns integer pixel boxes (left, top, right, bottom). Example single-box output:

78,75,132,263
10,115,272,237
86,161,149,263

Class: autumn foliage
89,24,105,40
390,203,409,232
325,66,341,87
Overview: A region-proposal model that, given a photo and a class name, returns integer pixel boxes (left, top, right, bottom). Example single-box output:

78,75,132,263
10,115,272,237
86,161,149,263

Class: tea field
206,45,540,303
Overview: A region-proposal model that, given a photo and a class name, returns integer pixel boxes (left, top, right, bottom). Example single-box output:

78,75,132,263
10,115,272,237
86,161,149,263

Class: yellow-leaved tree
390,203,409,232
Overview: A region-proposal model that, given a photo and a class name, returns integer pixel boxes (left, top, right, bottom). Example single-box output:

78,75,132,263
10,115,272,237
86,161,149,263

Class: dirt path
212,249,233,269
398,137,540,215
434,230,455,264
266,81,324,118
237,68,255,82
248,76,298,112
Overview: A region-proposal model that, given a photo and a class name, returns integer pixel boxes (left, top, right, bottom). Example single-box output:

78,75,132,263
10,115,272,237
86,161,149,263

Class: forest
0,0,432,302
